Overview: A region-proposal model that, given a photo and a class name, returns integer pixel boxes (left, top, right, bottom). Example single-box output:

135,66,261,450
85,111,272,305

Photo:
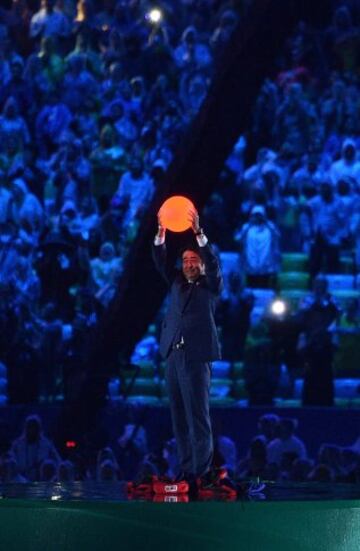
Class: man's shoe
153,476,189,495
197,469,237,497
127,474,155,494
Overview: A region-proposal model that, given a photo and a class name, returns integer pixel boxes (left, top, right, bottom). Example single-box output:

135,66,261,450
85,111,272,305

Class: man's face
182,250,204,282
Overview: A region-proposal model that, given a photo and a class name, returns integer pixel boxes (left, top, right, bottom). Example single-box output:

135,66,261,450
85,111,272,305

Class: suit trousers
165,348,213,477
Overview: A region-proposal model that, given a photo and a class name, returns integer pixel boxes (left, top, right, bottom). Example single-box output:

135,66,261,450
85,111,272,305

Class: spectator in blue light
0,56,32,115
30,0,71,42
10,414,61,481
61,53,99,113
90,241,121,291
9,178,44,233
57,460,75,482
266,418,307,466
110,99,139,147
329,138,360,187
308,181,344,276
0,452,27,483
35,91,73,156
234,205,281,289
115,156,154,231
174,26,212,73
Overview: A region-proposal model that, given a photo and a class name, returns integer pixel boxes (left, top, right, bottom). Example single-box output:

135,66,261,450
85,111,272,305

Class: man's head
182,247,204,282
279,418,297,440
250,205,266,225
24,415,42,443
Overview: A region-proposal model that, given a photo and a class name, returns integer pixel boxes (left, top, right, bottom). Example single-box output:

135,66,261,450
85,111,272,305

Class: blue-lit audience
0,0,359,486
0,412,358,483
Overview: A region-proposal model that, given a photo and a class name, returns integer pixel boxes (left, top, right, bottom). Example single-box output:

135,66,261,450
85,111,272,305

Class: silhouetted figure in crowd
296,275,339,406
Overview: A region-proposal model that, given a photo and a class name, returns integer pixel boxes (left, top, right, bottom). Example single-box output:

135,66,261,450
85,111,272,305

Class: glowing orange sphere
158,196,195,232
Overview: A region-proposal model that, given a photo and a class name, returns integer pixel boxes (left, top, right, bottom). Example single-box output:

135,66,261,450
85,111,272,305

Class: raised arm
152,214,177,285
187,207,223,296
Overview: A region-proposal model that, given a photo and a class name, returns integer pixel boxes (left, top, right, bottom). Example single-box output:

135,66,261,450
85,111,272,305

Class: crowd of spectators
0,0,240,402
0,412,358,485
0,0,360,406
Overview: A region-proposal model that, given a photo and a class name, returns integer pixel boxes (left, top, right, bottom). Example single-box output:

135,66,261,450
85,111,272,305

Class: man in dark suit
152,208,223,483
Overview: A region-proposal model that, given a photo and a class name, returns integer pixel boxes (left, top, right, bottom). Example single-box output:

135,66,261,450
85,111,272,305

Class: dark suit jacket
152,242,223,362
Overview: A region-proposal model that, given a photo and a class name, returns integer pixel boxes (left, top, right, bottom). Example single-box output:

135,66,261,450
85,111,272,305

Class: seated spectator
274,82,316,155
66,31,103,79
37,36,65,88
90,241,122,291
23,53,53,105
234,205,281,288
0,56,32,115
0,96,30,150
174,26,212,73
0,452,27,483
96,446,121,481
114,156,154,239
278,181,301,251
9,178,44,233
210,8,238,57
129,76,146,118
292,153,326,189
257,413,280,445
30,0,71,42
308,182,344,276
325,5,360,73
98,459,118,481
237,436,269,479
62,53,99,112
266,417,307,466
318,443,345,479
289,458,313,482
329,138,360,187
36,91,73,157
90,124,126,210
110,100,139,147
57,460,75,482
142,26,174,84
296,275,339,406
10,414,61,481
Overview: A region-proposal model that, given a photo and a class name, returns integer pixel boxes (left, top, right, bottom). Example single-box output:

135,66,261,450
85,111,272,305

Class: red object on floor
153,478,189,495
127,476,155,494
153,494,189,503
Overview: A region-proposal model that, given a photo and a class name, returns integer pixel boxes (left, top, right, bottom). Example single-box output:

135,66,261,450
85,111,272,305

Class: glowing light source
271,299,286,316
158,196,195,232
147,8,163,24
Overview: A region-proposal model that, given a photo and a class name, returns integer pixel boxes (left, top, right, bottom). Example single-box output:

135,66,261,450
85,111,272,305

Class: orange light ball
158,196,195,232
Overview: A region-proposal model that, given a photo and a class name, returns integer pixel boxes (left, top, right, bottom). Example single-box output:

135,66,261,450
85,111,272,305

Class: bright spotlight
146,8,163,24
271,299,286,316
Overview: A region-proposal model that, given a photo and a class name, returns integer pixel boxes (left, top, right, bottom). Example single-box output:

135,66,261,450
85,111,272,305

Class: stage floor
0,480,359,502
0,482,359,551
